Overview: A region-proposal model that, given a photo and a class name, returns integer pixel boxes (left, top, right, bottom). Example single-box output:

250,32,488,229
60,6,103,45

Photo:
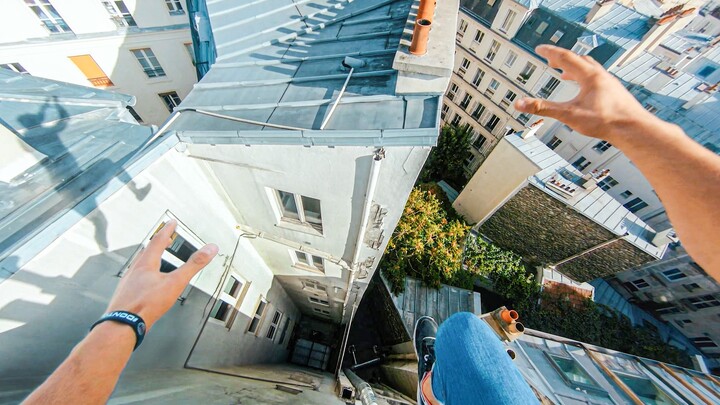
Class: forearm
611,117,720,278
23,323,135,405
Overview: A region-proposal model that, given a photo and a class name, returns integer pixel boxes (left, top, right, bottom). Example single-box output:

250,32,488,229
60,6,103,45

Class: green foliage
381,188,470,293
419,124,473,189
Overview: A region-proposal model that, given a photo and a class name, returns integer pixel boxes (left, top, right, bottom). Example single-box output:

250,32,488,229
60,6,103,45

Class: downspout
336,148,385,373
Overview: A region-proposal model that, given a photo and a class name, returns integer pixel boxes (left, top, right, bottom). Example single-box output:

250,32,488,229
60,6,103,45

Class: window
132,48,165,78
501,90,517,108
572,156,591,171
698,65,717,78
184,42,195,65
471,102,485,119
547,136,562,150
517,112,531,124
165,0,185,14
274,190,323,232
537,77,560,99
688,295,720,310
294,250,325,273
471,68,485,87
675,319,692,328
446,82,459,101
618,374,675,404
441,103,450,120
450,113,462,126
692,337,718,348
593,141,612,153
620,190,633,199
247,298,268,334
302,279,328,295
159,91,181,112
460,93,472,109
597,176,618,191
25,0,71,33
631,278,650,289
458,19,468,36
473,30,484,45
486,78,500,96
683,282,701,292
504,50,518,68
644,104,658,114
278,318,291,345
465,154,475,167
102,1,136,27
485,114,500,131
69,55,113,87
266,310,283,340
487,0,496,5
500,10,517,32
136,218,203,277
517,62,536,84
547,354,601,390
535,21,549,35
662,268,687,281
126,106,143,123
0,63,28,74
550,30,564,43
571,42,591,56
309,296,330,306
210,274,246,325
624,197,648,214
656,304,681,315
459,58,470,76
473,134,487,150
486,40,500,62
313,307,331,316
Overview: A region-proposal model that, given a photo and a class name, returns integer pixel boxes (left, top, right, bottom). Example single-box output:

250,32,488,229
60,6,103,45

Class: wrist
607,113,677,148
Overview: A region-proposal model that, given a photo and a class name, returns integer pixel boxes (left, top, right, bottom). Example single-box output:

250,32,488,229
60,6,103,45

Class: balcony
88,76,114,88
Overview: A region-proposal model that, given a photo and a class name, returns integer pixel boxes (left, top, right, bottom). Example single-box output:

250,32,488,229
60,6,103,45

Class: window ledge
145,77,172,85
292,264,325,275
169,10,186,16
275,220,324,237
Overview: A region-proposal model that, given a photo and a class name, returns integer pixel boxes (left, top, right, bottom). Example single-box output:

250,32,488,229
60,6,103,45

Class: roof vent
585,0,615,24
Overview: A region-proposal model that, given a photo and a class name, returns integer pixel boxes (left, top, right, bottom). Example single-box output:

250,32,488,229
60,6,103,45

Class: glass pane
273,311,281,324
295,251,309,265
210,301,230,321
166,234,197,262
248,317,260,332
312,255,324,269
301,196,322,223
224,277,241,297
255,301,266,316
550,355,598,387
278,191,300,219
159,259,177,273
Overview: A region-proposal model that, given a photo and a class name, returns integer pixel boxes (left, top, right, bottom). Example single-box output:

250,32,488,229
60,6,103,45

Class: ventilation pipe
417,0,436,22
410,19,432,55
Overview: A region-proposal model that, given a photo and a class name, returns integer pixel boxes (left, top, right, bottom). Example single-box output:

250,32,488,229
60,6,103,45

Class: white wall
0,147,299,383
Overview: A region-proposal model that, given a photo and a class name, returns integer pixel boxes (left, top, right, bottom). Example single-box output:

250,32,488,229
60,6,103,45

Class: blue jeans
431,312,539,404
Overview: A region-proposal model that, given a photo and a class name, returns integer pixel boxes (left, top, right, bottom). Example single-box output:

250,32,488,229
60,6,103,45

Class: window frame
504,50,518,68
25,0,71,34
485,40,500,62
210,273,248,328
537,77,561,99
661,268,687,282
0,63,28,74
471,68,485,87
101,0,137,28
265,310,283,340
460,93,473,110
597,176,618,191
593,141,613,153
158,91,181,112
272,189,323,233
247,297,268,335
309,296,330,307
500,10,517,33
459,57,471,76
631,278,650,290
165,0,185,15
620,190,633,199
473,30,484,45
624,197,648,214
547,136,562,150
517,62,537,84
688,295,720,310
131,48,166,78
292,250,325,274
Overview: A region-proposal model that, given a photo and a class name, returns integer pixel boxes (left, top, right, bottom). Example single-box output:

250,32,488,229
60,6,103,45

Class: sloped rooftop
505,132,666,259
0,71,152,265
170,0,447,147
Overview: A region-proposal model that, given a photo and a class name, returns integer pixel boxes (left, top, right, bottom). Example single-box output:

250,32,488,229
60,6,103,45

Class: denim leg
431,312,538,405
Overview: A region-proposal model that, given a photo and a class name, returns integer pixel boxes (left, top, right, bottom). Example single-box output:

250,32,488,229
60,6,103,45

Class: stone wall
480,186,655,281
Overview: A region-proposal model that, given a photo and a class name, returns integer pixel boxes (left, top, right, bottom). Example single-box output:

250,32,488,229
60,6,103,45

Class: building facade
0,0,455,401
0,0,197,125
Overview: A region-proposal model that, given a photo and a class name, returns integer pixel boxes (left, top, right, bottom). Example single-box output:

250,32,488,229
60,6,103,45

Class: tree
419,124,473,189
381,188,470,293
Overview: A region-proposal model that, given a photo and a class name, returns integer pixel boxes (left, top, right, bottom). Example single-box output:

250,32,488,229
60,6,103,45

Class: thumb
173,243,219,284
515,97,567,120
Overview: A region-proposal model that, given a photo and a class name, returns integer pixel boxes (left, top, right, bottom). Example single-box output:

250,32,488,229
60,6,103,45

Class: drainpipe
344,368,380,405
336,148,385,373
320,56,366,130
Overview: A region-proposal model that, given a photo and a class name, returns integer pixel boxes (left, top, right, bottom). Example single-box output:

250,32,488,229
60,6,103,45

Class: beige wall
453,137,540,224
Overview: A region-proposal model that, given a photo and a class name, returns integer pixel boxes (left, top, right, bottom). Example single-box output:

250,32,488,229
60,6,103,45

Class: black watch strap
91,311,146,350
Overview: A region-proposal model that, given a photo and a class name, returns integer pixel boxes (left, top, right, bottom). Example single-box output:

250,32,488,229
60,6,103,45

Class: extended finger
171,243,219,285
145,219,178,260
515,97,569,120
536,45,594,80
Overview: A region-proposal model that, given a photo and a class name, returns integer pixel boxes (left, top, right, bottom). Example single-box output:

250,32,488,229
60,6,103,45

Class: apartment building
0,0,455,401
0,0,197,125
445,0,696,175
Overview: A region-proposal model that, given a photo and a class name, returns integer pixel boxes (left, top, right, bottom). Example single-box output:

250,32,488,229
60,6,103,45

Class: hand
106,220,218,329
515,45,661,144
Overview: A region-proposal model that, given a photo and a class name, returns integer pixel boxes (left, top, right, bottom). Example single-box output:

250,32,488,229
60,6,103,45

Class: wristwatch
90,311,146,350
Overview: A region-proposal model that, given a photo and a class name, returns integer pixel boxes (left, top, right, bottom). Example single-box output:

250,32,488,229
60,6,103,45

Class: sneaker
414,316,438,405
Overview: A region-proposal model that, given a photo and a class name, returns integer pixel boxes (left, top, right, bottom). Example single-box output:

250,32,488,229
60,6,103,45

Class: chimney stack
417,0,436,23
410,19,432,55
521,119,544,139
585,0,615,24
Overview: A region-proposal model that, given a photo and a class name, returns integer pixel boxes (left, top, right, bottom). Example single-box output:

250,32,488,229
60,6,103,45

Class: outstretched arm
516,45,720,280
23,220,218,405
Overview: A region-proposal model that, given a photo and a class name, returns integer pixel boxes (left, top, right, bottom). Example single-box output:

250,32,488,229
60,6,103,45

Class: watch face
137,322,146,335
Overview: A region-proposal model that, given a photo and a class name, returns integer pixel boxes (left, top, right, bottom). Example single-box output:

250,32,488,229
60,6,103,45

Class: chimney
521,119,544,139
417,0,436,23
585,0,615,24
651,228,678,247
410,19,431,55
682,82,718,109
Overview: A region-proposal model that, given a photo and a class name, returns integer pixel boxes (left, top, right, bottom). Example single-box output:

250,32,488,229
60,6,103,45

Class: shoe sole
413,316,438,405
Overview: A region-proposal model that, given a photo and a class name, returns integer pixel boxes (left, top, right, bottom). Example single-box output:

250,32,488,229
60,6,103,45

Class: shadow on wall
5,96,152,251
